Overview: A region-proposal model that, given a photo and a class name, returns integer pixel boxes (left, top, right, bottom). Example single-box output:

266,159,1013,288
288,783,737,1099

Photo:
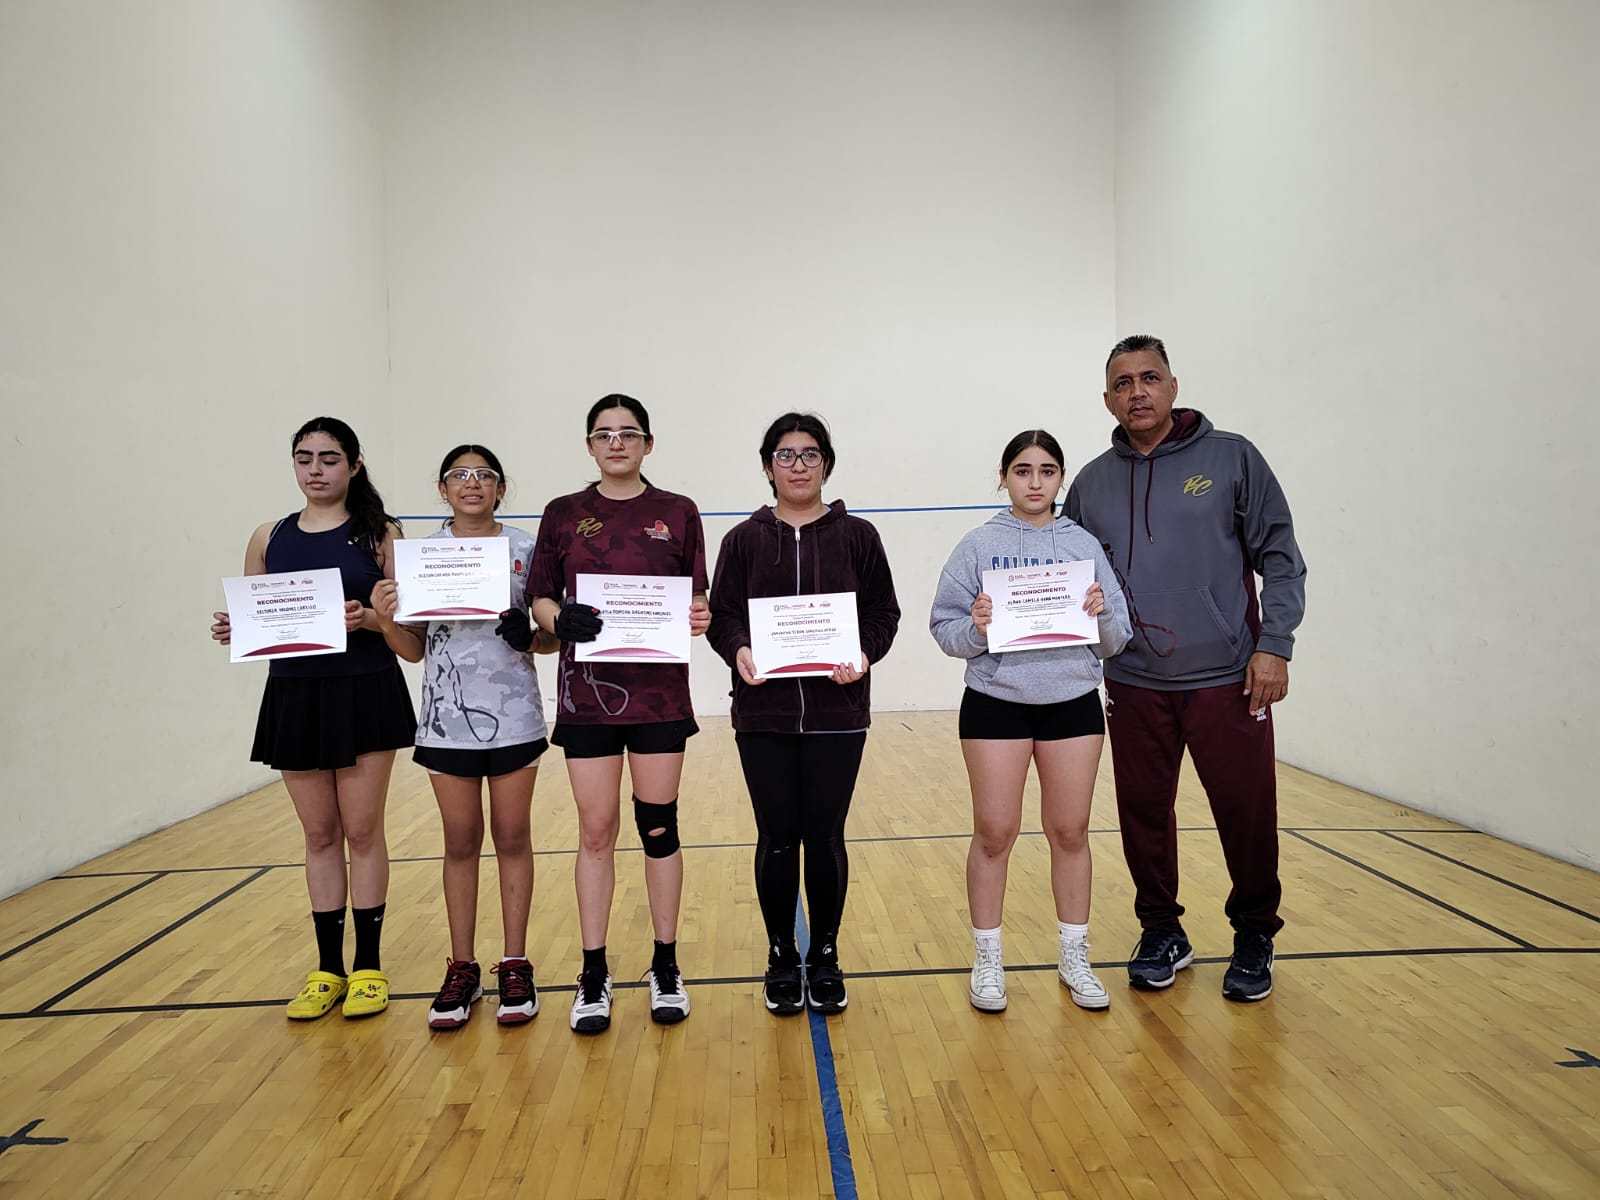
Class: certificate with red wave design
393,537,510,622
748,592,861,679
222,568,346,663
574,573,693,664
983,560,1098,654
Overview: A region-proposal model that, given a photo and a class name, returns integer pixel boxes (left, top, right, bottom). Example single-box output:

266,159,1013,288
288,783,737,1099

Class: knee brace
634,797,680,859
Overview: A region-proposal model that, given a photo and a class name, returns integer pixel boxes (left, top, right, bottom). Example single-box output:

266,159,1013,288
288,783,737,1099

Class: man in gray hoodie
1066,334,1306,1002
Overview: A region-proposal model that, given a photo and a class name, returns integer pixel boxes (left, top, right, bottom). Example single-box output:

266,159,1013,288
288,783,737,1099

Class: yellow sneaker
286,971,347,1020
343,968,389,1018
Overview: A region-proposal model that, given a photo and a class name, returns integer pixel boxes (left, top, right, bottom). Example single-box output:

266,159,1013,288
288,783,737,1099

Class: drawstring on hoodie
1126,458,1156,570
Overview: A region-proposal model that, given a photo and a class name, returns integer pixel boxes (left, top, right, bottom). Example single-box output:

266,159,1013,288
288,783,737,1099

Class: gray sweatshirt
1066,409,1306,690
929,510,1132,705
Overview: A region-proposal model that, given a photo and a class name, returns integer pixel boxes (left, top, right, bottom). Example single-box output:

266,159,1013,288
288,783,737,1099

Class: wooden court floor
2,712,1598,1199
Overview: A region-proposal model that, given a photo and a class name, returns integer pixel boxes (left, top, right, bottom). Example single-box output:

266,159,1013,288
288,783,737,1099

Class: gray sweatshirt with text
929,511,1132,705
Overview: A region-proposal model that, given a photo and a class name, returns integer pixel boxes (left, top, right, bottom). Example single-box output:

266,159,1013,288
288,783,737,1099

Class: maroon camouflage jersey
529,484,709,724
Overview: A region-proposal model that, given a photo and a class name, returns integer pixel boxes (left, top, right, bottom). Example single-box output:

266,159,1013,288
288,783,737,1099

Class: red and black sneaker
427,958,483,1030
493,958,541,1025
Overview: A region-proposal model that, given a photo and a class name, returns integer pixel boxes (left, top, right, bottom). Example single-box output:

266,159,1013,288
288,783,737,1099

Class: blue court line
395,504,998,522
794,898,858,1200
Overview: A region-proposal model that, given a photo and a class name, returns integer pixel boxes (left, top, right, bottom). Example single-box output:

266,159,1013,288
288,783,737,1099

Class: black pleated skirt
251,663,417,772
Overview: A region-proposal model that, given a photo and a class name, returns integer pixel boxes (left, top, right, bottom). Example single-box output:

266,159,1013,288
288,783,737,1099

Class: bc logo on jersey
576,518,604,538
1183,474,1213,497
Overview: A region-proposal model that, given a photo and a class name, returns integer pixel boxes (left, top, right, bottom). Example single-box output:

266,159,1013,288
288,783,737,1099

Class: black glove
495,608,534,652
554,601,604,644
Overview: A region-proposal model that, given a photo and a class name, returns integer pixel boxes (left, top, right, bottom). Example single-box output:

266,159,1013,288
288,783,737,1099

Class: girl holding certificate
929,430,1132,1014
707,413,901,1015
527,395,711,1034
209,417,414,1020
371,445,558,1031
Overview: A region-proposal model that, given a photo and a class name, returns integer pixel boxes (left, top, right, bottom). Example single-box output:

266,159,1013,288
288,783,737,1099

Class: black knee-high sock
351,903,385,972
312,908,346,977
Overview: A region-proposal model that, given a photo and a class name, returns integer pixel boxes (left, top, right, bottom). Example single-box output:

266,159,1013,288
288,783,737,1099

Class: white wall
0,0,391,896
1113,0,1600,867
379,0,1119,716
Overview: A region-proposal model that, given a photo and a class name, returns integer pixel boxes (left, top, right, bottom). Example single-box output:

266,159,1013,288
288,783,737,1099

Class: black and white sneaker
569,968,613,1033
649,961,691,1024
1221,931,1274,1002
427,958,483,1030
493,958,540,1025
763,945,804,1015
1127,927,1194,990
805,945,848,1013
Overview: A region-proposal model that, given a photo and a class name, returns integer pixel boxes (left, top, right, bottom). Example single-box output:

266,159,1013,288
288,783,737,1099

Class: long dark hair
759,411,837,498
438,443,509,511
291,416,399,555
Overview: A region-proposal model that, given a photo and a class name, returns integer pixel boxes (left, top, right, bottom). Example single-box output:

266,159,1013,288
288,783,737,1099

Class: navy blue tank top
263,514,395,678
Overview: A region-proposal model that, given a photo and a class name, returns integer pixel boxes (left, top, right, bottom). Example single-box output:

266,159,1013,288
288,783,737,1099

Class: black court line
56,863,301,879
1379,832,1600,924
0,874,165,964
29,868,272,1013
1287,830,1537,948
50,826,1485,879
5,945,1598,1022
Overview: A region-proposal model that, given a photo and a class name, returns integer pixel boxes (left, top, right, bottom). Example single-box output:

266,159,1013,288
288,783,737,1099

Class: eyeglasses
588,429,647,448
443,467,501,485
772,448,824,468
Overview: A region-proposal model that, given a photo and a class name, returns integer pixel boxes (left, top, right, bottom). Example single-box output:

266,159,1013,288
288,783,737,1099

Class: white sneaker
1059,937,1110,1010
569,969,613,1033
648,961,691,1024
969,943,1007,1012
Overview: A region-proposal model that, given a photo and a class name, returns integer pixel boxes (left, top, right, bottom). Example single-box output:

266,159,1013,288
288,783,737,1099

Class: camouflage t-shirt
414,523,548,750
528,485,709,725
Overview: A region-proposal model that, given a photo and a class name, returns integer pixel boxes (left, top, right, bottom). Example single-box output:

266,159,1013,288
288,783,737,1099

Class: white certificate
222,568,347,663
574,573,692,664
392,536,510,622
747,592,862,679
983,560,1099,653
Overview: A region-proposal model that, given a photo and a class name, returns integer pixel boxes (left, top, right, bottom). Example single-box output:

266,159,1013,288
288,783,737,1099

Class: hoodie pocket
1125,588,1239,677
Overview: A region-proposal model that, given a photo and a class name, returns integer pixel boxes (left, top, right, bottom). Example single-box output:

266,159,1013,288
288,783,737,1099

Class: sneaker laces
1232,933,1272,974
972,943,1004,992
576,968,607,1005
1060,938,1100,991
435,959,478,1007
494,960,533,1002
650,961,683,996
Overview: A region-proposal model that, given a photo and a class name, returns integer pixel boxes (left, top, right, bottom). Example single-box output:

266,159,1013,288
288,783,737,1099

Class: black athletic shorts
551,718,700,760
412,738,548,778
958,687,1105,741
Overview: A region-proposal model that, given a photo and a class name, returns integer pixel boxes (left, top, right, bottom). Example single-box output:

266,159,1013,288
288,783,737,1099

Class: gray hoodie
1066,408,1306,690
929,510,1132,705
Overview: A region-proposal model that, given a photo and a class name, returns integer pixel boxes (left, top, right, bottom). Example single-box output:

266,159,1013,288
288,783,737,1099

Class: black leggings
735,731,868,955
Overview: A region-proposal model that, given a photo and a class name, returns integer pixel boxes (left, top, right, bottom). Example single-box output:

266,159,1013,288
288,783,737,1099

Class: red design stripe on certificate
765,662,838,674
242,643,336,657
996,633,1090,649
585,647,681,659
408,607,500,617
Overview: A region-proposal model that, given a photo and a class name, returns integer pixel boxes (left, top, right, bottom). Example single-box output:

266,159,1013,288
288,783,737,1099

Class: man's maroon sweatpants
1104,678,1284,937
